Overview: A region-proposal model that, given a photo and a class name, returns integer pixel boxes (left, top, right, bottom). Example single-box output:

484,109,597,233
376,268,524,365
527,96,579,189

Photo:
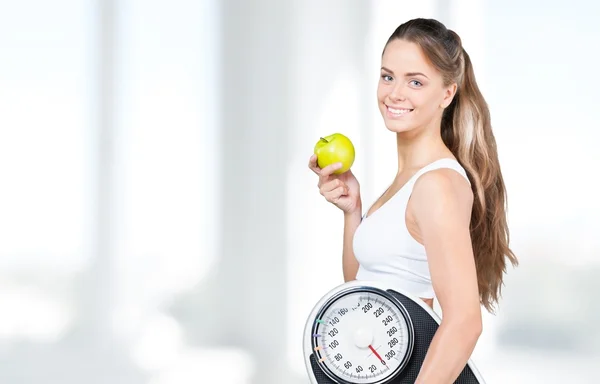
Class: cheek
415,92,440,113
376,85,386,102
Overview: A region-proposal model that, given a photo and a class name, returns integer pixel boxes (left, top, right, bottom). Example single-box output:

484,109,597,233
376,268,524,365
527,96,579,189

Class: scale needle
368,345,385,365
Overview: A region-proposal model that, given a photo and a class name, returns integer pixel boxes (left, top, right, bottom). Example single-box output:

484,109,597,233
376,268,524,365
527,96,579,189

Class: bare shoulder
410,168,473,222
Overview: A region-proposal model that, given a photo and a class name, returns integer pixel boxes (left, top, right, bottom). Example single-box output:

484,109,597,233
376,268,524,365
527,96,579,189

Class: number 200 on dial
311,288,414,384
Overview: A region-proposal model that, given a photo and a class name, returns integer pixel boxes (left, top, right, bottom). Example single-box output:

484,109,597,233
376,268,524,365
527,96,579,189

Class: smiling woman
309,17,518,384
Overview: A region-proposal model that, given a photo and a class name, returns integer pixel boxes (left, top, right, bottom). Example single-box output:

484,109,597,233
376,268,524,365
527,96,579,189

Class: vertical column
83,0,117,351
211,0,294,382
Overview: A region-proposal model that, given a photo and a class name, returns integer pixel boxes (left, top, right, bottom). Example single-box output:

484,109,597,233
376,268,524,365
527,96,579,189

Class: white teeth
388,107,412,115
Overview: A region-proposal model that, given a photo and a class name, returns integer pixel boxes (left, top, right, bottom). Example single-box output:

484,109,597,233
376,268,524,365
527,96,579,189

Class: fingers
308,154,320,175
308,154,342,177
309,155,349,206
322,186,348,204
319,162,343,178
320,179,349,197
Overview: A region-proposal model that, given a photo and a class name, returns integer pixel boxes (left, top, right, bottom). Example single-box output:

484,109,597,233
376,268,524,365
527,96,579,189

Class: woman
308,18,518,383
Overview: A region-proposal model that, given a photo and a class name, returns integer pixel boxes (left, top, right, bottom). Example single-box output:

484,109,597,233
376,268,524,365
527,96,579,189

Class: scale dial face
311,287,414,384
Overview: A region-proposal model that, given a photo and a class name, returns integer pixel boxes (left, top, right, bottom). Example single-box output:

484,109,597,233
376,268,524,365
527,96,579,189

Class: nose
389,83,406,102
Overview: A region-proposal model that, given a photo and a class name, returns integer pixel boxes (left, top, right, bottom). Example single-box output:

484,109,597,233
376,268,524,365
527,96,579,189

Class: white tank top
353,158,471,299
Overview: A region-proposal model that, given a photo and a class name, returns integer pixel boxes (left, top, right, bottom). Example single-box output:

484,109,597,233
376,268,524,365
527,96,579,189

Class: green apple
313,133,355,175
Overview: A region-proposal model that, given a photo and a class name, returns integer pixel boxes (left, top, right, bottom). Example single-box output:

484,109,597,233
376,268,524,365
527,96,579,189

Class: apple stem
319,137,329,143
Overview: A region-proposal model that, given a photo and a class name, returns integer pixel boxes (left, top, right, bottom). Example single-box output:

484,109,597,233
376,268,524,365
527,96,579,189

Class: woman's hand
308,154,361,215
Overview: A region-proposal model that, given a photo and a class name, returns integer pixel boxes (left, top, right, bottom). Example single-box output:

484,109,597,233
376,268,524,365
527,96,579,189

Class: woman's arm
342,205,362,282
410,169,482,384
309,155,362,282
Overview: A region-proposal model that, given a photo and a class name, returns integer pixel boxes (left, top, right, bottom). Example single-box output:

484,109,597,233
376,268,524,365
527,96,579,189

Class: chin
379,106,418,133
383,119,416,134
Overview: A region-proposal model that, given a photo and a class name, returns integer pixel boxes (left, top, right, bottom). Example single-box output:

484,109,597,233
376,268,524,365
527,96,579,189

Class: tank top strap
405,158,470,194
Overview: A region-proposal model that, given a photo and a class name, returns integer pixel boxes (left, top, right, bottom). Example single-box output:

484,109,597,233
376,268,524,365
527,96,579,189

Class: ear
440,83,458,109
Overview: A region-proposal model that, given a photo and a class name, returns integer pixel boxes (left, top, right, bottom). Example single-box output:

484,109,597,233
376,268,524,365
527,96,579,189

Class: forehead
381,39,436,74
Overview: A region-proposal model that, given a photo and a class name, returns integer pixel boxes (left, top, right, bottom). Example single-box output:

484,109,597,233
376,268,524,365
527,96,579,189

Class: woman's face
377,39,456,134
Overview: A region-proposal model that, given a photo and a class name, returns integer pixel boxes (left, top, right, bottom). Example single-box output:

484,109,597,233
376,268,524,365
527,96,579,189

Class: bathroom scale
303,280,486,383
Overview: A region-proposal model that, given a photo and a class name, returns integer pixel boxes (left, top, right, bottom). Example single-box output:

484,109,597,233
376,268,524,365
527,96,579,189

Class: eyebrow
381,66,429,79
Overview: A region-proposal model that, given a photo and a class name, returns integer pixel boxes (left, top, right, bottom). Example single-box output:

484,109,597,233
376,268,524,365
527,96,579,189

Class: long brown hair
385,18,518,313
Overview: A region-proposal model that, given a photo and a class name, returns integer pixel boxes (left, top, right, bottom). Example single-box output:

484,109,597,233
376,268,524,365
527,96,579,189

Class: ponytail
441,48,518,313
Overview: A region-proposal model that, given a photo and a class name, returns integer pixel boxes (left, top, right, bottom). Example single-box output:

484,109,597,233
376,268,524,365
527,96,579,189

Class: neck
395,119,450,173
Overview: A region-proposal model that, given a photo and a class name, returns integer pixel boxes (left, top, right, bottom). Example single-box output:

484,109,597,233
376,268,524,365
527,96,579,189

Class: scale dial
310,287,414,384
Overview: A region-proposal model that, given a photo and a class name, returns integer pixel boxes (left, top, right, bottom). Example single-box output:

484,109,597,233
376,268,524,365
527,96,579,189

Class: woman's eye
409,80,423,87
381,74,393,82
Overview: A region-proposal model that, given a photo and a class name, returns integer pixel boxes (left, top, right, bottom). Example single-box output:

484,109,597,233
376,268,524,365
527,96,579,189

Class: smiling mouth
386,106,414,117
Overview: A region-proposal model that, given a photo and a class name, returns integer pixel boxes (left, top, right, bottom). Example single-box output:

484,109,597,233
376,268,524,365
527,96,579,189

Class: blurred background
1,0,599,383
